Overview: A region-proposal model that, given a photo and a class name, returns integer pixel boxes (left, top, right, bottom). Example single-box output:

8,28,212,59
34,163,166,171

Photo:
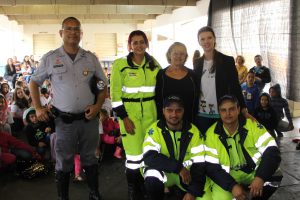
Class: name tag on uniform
54,64,64,68
54,58,64,68
128,72,137,77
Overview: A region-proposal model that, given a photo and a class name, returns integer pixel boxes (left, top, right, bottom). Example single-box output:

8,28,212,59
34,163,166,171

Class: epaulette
43,50,55,58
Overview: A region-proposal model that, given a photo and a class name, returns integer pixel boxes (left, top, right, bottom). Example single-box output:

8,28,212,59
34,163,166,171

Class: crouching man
143,95,206,200
202,95,282,200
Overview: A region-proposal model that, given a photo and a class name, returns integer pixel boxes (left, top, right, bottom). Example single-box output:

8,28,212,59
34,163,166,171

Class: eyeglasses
62,26,81,32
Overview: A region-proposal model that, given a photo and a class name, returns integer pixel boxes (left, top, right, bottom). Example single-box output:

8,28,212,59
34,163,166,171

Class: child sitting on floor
23,107,54,159
254,93,278,139
99,109,122,160
0,94,13,134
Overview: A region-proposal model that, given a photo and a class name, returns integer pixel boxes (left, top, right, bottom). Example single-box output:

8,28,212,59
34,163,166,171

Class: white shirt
199,59,219,116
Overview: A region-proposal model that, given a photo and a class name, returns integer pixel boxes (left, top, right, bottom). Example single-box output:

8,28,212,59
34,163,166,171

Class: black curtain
208,0,292,98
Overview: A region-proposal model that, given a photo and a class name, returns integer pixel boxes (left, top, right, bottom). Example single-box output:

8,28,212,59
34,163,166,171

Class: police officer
110,30,161,199
202,95,281,200
143,95,206,200
29,17,108,200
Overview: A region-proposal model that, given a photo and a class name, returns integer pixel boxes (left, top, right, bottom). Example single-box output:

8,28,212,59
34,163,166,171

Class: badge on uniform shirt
257,123,264,129
83,68,89,76
53,58,64,68
128,72,137,77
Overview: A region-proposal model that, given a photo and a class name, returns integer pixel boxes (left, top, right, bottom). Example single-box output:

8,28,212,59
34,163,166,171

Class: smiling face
163,102,184,128
168,44,187,67
1,84,9,94
128,35,148,56
16,88,24,99
236,56,244,66
198,31,216,53
59,18,82,47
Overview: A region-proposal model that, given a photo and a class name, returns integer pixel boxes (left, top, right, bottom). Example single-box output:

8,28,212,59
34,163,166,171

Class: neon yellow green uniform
198,117,281,200
111,52,161,169
143,120,206,198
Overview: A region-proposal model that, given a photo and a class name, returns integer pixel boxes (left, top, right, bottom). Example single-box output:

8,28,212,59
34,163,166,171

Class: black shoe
55,171,70,200
277,132,284,137
296,143,300,150
84,165,102,200
89,191,103,200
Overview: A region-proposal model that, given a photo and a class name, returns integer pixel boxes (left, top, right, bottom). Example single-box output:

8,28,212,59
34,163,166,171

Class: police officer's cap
163,95,184,108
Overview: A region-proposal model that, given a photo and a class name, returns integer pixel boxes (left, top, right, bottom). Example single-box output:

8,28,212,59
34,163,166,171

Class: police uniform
200,117,281,200
31,46,108,199
143,120,206,200
110,52,160,198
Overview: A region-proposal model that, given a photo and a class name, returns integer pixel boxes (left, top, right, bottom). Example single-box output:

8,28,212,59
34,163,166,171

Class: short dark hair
218,95,239,108
247,70,255,75
100,109,108,116
40,87,48,95
61,17,81,28
254,55,262,59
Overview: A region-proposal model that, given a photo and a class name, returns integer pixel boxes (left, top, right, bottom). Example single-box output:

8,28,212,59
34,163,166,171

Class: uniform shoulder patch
257,123,264,129
148,128,154,136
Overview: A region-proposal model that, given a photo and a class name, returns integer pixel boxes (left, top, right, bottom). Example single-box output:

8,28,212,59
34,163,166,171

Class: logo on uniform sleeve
53,58,64,68
148,128,154,136
97,80,105,90
257,123,264,129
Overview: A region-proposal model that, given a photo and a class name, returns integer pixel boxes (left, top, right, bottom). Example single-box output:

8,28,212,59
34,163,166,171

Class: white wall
0,15,24,66
138,0,210,68
23,23,136,61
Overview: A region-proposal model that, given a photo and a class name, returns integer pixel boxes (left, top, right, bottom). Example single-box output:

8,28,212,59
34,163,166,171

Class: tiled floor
1,118,300,200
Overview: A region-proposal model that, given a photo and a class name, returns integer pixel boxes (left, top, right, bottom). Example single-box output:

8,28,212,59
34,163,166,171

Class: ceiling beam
0,5,178,15
0,0,197,6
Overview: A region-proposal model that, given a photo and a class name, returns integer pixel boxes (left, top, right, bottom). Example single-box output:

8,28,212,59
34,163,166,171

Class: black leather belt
50,106,86,124
122,96,155,102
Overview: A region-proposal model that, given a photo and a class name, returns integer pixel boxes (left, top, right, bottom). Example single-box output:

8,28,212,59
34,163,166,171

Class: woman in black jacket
155,42,199,123
194,26,250,134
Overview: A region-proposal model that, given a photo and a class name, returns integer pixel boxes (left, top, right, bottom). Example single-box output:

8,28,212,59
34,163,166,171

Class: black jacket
155,67,199,123
193,50,246,109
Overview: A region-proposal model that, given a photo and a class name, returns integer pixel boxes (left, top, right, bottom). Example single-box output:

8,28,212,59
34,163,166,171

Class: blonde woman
235,55,248,84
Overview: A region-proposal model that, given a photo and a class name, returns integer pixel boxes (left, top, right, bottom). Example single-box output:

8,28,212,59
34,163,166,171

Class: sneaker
73,175,84,182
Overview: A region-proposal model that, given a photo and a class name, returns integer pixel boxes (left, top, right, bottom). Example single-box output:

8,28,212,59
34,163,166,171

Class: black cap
163,95,184,108
218,95,239,107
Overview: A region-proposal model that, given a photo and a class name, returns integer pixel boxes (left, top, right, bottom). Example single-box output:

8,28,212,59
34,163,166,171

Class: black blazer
193,50,246,109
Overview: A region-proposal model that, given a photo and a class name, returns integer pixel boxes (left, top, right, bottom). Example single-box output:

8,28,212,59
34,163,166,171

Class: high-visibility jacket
204,116,281,192
143,119,206,197
111,52,161,169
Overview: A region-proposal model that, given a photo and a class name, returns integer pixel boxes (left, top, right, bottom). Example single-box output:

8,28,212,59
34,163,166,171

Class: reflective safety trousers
110,55,161,169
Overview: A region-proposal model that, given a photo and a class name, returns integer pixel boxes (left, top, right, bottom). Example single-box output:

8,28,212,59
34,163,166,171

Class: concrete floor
1,118,300,200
